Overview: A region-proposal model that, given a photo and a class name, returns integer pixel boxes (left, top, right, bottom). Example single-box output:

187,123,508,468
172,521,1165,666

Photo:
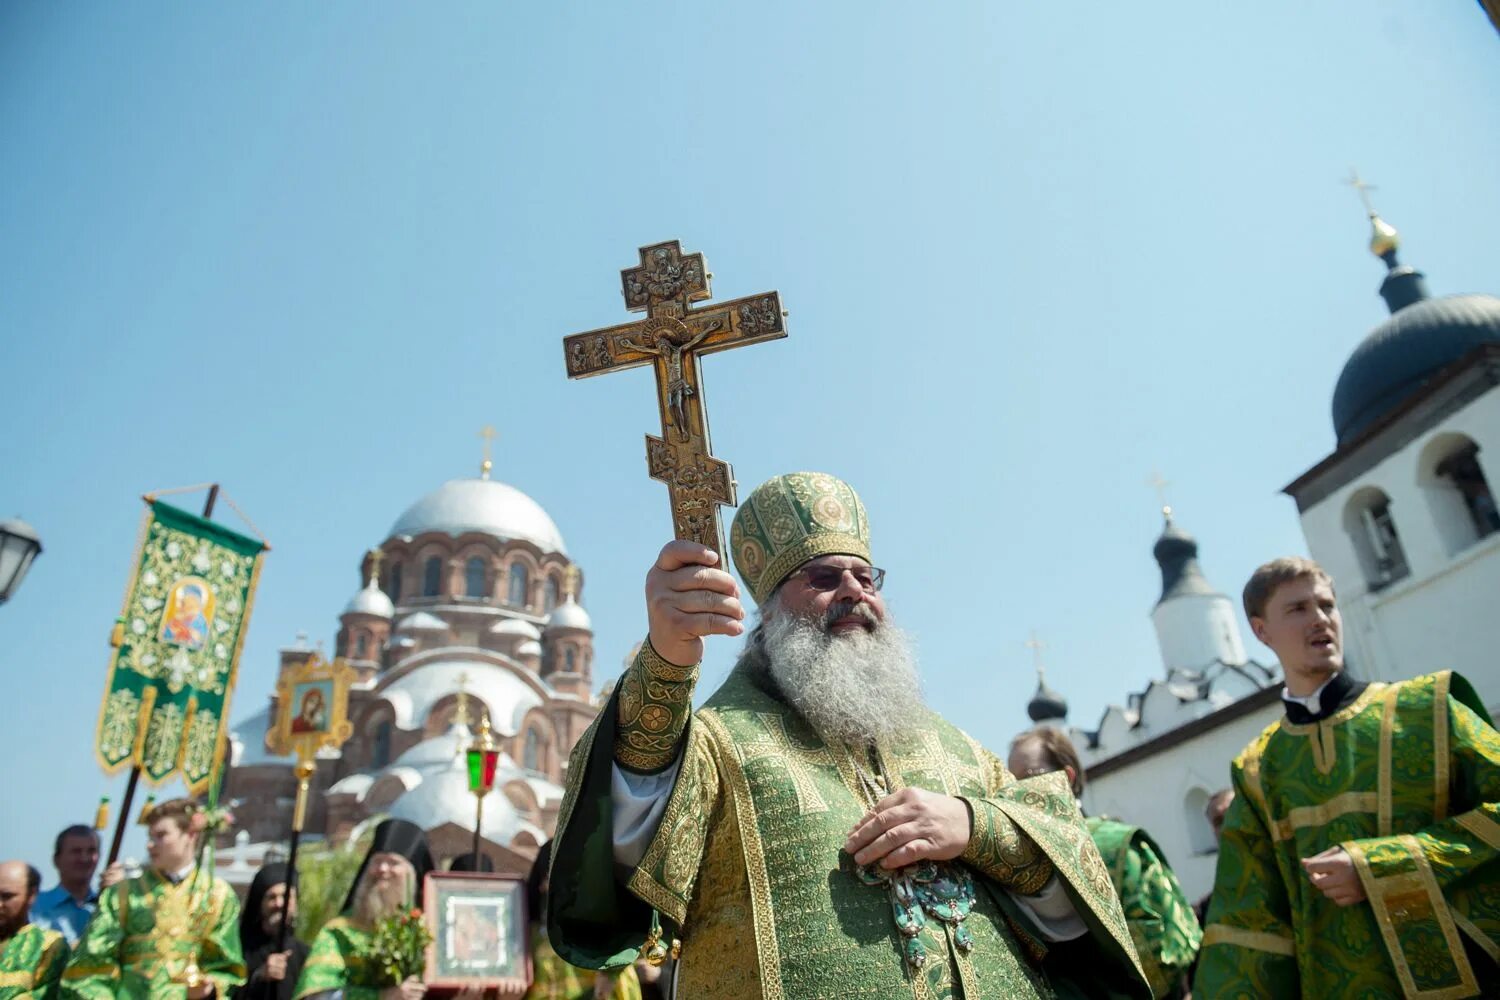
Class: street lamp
466,713,499,864
0,518,42,606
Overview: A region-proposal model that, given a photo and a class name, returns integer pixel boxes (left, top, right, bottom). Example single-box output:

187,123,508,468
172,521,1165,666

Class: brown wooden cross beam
562,240,787,558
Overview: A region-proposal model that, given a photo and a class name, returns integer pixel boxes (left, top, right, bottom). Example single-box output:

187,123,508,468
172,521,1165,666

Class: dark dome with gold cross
1332,212,1500,446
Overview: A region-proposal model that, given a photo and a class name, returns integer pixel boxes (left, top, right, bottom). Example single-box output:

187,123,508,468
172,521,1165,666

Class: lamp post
0,518,42,606
466,713,499,864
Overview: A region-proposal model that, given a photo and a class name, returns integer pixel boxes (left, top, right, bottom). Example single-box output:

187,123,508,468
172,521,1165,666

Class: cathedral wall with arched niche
514,706,559,779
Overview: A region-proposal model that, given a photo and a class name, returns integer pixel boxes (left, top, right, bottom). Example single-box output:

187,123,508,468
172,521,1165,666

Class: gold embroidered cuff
614,638,700,774
960,797,1055,895
1346,835,1478,999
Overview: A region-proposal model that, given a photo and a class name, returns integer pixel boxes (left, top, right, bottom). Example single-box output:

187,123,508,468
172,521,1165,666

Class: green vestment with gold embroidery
0,923,67,1000
291,917,384,999
1196,671,1500,999
1083,817,1201,999
550,647,1151,1000
59,867,245,999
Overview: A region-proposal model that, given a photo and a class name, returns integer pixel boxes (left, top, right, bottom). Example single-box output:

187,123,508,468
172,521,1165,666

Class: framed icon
269,652,354,761
423,871,531,990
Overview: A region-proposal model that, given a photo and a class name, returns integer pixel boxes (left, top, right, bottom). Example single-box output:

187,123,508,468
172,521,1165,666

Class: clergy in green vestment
1007,729,1202,999
293,819,435,1000
1196,557,1500,999
0,862,67,1000
548,472,1150,1000
61,798,245,999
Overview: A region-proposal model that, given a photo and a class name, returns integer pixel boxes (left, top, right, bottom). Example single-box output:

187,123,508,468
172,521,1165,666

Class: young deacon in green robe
61,798,245,999
1196,557,1500,999
549,472,1150,1000
1008,729,1202,999
0,861,67,1000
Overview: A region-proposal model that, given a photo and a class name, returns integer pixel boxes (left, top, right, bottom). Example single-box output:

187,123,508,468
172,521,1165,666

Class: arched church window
355,633,369,659
1343,488,1409,591
371,720,393,769
523,728,541,772
465,557,487,599
386,564,403,603
422,557,442,597
1435,440,1499,542
564,647,577,672
544,576,560,612
508,563,530,607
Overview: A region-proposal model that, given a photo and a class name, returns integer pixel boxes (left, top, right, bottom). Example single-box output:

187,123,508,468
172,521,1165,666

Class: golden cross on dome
562,240,788,558
1146,469,1172,516
454,672,472,727
478,426,497,480
563,564,581,601
367,548,385,587
1024,631,1047,675
1344,168,1379,217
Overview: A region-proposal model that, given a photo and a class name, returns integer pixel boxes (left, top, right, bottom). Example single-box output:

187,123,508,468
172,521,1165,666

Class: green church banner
95,499,267,791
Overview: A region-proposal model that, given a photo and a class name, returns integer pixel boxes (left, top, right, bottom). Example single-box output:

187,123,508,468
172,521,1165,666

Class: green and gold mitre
729,471,872,604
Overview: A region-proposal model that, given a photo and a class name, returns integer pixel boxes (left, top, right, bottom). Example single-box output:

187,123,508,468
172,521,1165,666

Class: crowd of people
2,470,1496,999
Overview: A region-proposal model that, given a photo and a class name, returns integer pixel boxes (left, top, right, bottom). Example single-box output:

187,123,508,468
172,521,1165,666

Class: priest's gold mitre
730,472,872,605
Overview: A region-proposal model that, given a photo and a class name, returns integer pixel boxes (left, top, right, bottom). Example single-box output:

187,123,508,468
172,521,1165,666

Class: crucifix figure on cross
561,240,788,557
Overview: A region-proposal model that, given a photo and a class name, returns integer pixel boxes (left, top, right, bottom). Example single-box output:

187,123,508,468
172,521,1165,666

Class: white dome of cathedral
343,581,394,619
389,478,568,555
546,596,592,632
384,748,545,846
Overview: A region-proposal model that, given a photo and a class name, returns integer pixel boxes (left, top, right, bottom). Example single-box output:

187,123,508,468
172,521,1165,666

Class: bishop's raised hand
645,540,745,666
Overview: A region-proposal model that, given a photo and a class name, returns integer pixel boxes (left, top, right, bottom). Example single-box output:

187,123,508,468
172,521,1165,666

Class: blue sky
3,3,1497,874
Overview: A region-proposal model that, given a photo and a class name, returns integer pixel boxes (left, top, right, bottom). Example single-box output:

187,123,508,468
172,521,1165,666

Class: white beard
757,599,925,746
353,868,411,928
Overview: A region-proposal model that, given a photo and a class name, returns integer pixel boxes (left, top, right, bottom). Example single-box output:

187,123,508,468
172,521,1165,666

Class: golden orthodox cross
562,241,787,558
1344,168,1379,217
367,548,385,587
1024,630,1047,671
478,425,497,480
1146,469,1172,515
739,713,834,814
454,672,472,728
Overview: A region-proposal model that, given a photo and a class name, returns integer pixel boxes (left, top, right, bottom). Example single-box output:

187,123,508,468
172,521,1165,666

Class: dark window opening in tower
564,647,576,672
508,563,529,607
355,633,368,659
386,564,402,603
372,720,392,769
524,728,541,772
422,556,442,597
544,576,560,612
1345,489,1410,591
464,557,487,599
1436,443,1500,540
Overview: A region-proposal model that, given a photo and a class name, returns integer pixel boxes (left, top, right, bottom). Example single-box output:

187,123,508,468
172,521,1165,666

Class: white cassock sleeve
611,759,681,869
1007,876,1088,941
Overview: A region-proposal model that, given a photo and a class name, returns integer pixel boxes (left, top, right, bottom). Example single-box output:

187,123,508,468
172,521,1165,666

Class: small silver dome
489,618,543,640
395,612,449,633
343,582,395,619
546,596,592,632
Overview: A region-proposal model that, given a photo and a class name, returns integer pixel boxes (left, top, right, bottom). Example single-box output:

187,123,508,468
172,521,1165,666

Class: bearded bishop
547,472,1150,999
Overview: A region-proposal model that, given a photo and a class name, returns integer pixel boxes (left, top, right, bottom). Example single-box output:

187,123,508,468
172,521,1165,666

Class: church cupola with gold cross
542,567,593,698
1150,506,1246,674
338,548,395,678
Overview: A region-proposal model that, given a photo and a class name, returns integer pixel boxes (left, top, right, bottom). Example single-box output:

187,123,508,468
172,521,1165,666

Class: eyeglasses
788,564,886,594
